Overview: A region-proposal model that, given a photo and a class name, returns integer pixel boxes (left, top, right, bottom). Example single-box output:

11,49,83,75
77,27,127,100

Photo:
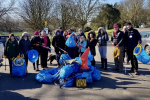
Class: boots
100,58,104,68
36,65,40,71
33,63,36,70
104,59,107,70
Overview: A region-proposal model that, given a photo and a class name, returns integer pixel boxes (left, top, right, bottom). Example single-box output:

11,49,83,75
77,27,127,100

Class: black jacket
87,39,97,56
111,30,124,47
31,36,44,53
52,35,65,49
19,38,31,56
124,27,142,49
97,32,109,46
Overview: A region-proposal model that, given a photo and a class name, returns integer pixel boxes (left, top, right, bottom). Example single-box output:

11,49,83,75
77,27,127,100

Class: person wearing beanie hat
4,33,20,76
124,22,142,75
52,30,66,65
111,23,124,72
31,31,44,71
19,32,31,73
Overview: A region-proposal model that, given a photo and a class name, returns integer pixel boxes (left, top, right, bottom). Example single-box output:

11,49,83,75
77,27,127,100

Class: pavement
1,40,150,100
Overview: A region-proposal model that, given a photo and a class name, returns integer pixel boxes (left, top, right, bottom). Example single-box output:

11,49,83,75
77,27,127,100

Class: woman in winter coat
87,30,97,66
19,32,31,72
31,31,44,71
40,30,51,69
97,27,109,70
4,34,20,76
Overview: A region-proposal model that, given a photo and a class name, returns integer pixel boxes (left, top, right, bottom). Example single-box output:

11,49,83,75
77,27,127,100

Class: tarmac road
1,30,150,100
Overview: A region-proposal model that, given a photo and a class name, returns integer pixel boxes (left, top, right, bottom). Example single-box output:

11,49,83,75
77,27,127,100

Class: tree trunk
105,24,108,30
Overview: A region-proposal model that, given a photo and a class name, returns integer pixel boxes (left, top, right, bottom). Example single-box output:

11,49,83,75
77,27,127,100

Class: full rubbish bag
92,69,101,81
12,57,26,77
81,72,93,83
60,65,74,79
28,49,39,63
134,44,150,64
50,68,58,75
59,77,75,87
59,54,71,64
35,69,53,83
65,32,76,47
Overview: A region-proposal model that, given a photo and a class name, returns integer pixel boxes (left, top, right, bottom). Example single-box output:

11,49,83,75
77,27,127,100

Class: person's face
114,27,119,31
68,30,71,34
11,36,14,40
60,29,62,32
126,25,131,29
101,30,104,34
64,32,68,36
90,34,93,38
79,30,82,35
56,32,60,35
41,31,46,36
24,36,27,40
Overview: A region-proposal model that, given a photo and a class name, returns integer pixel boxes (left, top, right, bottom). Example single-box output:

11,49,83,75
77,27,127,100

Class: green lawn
0,32,23,37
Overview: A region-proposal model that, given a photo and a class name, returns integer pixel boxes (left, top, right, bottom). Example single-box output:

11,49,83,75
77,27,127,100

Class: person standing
124,22,142,75
52,30,66,65
111,23,124,72
4,34,20,76
77,36,87,56
59,27,64,36
31,31,44,71
97,27,109,70
19,32,31,73
76,29,86,44
87,30,97,66
63,31,68,41
40,30,51,69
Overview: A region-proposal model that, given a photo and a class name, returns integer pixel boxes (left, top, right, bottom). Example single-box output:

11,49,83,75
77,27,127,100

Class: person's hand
55,45,57,47
112,42,114,45
116,45,119,47
4,56,7,58
36,44,39,47
98,43,100,47
79,45,82,48
21,54,24,58
64,51,67,54
17,55,20,59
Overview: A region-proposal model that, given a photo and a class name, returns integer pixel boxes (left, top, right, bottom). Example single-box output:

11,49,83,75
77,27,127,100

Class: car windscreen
0,36,9,41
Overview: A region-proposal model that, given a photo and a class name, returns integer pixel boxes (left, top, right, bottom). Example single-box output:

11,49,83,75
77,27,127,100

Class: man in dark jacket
52,30,65,65
59,27,64,36
111,23,124,72
124,22,142,75
76,29,86,43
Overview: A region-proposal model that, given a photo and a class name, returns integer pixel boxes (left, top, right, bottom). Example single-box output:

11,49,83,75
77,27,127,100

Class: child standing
77,36,87,56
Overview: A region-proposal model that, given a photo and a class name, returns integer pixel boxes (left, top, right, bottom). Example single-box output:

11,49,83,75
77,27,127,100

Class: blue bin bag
60,65,74,79
88,51,93,61
81,72,93,83
50,68,58,75
75,73,82,79
72,62,80,73
52,71,60,81
28,49,39,63
35,70,53,83
75,57,91,66
12,58,26,77
65,32,76,47
88,66,95,73
59,77,75,87
92,69,101,81
134,46,150,64
59,54,72,64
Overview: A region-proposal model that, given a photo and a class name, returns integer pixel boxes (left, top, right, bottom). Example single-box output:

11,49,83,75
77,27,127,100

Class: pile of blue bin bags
35,53,101,87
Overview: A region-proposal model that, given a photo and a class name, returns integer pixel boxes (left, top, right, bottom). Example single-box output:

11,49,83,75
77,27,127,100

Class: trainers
36,68,40,71
135,71,138,75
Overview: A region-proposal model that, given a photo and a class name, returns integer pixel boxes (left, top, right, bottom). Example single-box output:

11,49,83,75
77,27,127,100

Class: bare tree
0,0,15,19
18,0,53,30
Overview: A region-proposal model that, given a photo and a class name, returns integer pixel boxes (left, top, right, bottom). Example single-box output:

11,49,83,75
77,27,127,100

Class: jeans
114,46,124,71
98,46,107,59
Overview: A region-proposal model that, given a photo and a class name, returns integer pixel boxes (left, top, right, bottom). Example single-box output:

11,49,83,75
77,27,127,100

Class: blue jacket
76,32,86,43
78,41,87,52
97,32,109,46
111,30,124,47
124,27,142,49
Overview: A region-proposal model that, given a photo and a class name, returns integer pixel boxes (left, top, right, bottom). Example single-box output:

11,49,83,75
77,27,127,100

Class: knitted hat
126,22,132,26
34,31,39,35
22,32,29,37
113,23,119,28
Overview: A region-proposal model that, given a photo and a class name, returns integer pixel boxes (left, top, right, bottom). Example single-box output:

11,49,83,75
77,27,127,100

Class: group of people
4,22,141,77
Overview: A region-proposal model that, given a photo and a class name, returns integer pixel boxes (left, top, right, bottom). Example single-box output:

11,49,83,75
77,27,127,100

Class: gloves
36,44,39,47
4,56,7,58
98,43,100,47
64,51,67,54
21,54,24,58
17,55,20,59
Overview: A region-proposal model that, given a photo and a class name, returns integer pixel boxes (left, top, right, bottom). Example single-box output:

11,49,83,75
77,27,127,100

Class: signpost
44,21,48,34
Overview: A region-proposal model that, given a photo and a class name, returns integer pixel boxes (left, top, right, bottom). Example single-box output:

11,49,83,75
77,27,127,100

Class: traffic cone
80,47,90,70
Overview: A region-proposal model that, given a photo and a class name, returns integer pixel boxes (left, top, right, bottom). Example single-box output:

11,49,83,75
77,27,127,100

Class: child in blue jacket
77,36,87,56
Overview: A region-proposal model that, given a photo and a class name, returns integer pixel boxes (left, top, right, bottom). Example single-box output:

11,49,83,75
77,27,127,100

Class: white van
0,42,4,66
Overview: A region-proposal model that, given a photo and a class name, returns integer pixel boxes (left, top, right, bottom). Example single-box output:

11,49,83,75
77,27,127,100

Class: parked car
0,35,20,46
141,31,150,55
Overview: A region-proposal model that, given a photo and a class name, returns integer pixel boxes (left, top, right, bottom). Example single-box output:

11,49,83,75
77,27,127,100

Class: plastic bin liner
88,66,96,73
75,57,91,66
59,77,75,87
50,68,58,75
134,46,150,64
88,51,93,61
65,32,76,47
92,69,101,81
12,58,26,77
35,70,53,83
81,72,93,83
59,54,72,64
28,49,39,63
52,71,60,81
60,65,74,79
72,62,80,73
